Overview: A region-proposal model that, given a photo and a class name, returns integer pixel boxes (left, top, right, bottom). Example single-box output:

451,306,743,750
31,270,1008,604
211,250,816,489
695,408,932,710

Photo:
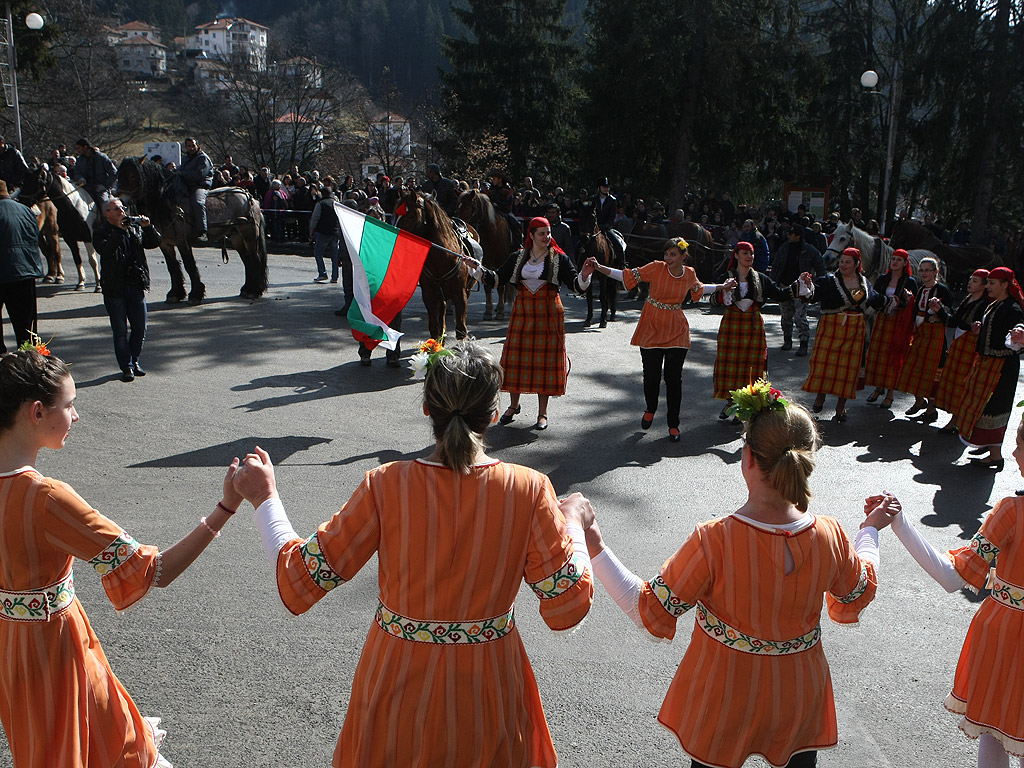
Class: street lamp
5,4,44,151
861,67,900,236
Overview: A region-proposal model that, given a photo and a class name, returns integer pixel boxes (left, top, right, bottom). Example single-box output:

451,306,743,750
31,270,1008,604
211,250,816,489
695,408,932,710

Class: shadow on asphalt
128,435,332,468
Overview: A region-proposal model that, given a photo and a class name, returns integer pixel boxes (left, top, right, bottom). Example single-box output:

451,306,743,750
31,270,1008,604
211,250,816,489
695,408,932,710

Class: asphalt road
2,243,1019,767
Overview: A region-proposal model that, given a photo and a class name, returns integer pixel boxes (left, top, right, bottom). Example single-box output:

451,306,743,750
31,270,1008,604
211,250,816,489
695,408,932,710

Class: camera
125,215,145,226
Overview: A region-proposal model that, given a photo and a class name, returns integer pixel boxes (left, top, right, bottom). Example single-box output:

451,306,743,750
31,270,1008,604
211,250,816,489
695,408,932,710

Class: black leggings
640,347,687,428
691,751,816,768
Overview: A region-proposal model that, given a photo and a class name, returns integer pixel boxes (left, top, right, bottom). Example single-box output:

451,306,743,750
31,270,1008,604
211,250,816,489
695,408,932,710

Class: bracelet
217,501,237,516
200,516,221,538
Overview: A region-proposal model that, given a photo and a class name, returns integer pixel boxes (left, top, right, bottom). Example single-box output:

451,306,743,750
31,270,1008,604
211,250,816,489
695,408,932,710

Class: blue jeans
313,233,339,280
104,285,147,371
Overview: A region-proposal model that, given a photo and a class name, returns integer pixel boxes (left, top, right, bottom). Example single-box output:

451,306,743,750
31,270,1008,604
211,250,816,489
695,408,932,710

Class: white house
114,35,167,78
187,17,268,71
114,20,161,43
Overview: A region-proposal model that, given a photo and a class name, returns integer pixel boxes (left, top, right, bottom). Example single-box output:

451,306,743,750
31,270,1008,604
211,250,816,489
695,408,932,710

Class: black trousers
0,278,37,353
639,347,687,428
691,751,816,768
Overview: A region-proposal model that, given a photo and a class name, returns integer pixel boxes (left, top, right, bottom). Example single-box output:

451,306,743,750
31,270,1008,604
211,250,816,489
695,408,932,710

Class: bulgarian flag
335,203,430,351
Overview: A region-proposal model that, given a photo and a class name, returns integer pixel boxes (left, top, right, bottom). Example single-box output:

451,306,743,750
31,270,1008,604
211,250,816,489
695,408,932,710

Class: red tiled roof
115,35,166,48
195,17,268,31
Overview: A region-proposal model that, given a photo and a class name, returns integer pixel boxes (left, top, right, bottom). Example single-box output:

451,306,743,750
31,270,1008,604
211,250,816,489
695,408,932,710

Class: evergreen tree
441,0,581,183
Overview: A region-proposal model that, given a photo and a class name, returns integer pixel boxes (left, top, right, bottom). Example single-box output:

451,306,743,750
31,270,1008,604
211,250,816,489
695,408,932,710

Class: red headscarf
972,268,991,280
525,216,565,255
727,241,754,271
841,247,864,274
988,267,1024,312
890,248,913,277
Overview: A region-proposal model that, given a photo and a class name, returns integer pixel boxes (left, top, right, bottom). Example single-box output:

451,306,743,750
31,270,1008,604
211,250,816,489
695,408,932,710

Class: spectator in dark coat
72,138,117,205
768,224,825,356
0,180,42,352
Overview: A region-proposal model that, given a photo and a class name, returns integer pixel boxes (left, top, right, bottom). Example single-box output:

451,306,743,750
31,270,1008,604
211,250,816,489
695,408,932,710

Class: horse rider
178,137,214,243
485,168,522,246
0,138,30,192
592,177,626,266
72,138,117,205
421,163,459,216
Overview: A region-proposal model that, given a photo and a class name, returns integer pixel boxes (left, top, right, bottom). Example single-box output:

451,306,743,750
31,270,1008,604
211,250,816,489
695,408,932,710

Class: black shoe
780,339,793,351
359,357,371,367
719,406,730,421
917,410,938,423
499,406,521,425
195,231,209,244
796,341,808,357
533,415,548,431
131,363,146,377
386,358,401,368
833,410,848,423
642,412,654,429
969,457,1004,471
121,368,135,382
669,428,681,442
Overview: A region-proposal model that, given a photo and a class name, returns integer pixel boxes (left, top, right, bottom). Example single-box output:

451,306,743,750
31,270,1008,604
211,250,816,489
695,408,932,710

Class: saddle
451,217,484,262
604,227,627,268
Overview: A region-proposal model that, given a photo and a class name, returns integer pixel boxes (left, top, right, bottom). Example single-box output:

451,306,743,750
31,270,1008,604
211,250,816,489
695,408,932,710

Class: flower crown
726,379,788,422
17,332,52,357
410,335,455,380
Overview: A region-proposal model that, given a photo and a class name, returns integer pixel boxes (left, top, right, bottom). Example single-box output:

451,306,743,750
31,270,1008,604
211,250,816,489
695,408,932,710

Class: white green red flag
335,203,429,351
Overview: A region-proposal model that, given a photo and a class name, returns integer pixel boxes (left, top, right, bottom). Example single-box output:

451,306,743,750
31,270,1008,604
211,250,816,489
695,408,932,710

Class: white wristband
255,497,299,567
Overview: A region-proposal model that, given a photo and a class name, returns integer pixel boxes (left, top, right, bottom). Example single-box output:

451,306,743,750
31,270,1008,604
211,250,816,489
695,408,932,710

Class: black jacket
94,219,161,297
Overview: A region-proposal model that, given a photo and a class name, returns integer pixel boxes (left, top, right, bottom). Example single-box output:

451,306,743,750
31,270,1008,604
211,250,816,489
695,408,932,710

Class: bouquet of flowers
410,336,455,380
726,379,788,423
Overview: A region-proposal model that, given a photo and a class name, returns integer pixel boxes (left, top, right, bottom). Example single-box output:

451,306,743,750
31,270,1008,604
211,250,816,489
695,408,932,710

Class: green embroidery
646,297,683,311
48,571,75,611
529,552,586,599
648,574,695,617
300,533,345,592
990,576,1024,611
88,532,140,576
0,570,75,622
697,603,820,655
630,267,643,285
836,561,870,604
375,602,515,644
970,531,1000,566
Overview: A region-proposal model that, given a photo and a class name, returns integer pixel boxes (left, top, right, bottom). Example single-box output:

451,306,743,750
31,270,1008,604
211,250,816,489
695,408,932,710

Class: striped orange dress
273,459,594,768
638,514,876,768
945,496,1024,755
621,261,706,348
0,468,165,768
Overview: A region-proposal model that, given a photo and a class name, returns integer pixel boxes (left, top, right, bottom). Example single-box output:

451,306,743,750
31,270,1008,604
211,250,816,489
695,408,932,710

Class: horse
0,166,62,286
890,220,1001,290
115,157,268,303
17,164,100,291
823,222,935,282
396,190,472,341
577,201,617,327
454,189,514,321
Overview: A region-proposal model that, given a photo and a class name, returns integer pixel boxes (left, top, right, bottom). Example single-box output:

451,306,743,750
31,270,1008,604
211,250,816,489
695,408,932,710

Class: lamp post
5,4,44,151
861,66,901,236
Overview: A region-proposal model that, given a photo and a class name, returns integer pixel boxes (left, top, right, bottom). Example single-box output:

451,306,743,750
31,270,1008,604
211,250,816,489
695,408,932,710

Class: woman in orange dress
586,238,734,441
887,418,1024,765
564,383,893,768
0,345,241,768
230,339,594,768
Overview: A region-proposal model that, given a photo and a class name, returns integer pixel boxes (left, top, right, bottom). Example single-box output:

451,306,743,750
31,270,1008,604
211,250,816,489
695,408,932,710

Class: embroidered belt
989,575,1024,611
0,570,75,623
696,603,820,655
646,297,683,311
375,601,515,645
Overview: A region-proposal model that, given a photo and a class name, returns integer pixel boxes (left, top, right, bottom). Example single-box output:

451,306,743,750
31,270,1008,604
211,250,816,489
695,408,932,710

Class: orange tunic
638,514,876,768
621,262,706,348
946,496,1024,756
0,468,162,768
274,459,594,768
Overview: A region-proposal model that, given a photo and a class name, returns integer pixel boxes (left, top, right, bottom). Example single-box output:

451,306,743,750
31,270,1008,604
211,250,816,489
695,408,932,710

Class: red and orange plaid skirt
956,355,1005,440
500,285,569,396
895,322,945,398
865,308,913,390
803,312,865,400
713,307,767,400
934,332,978,414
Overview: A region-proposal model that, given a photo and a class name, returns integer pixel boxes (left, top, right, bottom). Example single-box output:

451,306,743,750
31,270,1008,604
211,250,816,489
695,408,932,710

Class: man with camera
93,198,162,381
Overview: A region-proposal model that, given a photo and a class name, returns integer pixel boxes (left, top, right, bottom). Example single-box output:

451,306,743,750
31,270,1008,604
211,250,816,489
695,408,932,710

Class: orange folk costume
620,261,706,349
264,459,593,768
0,468,169,768
594,513,878,768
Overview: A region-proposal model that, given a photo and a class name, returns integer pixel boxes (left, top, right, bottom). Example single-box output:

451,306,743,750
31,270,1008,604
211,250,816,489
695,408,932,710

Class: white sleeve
468,264,485,282
576,272,592,291
890,512,964,593
606,267,624,283
591,547,645,629
1005,325,1024,351
254,497,299,567
565,522,592,577
854,526,880,569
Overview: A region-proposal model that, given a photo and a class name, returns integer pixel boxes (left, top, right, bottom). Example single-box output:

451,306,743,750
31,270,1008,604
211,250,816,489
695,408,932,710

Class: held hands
799,271,814,287
231,445,279,508
928,296,942,313
721,277,739,292
862,493,901,531
580,256,598,280
1009,327,1024,346
972,320,983,335
559,492,595,530
222,457,243,511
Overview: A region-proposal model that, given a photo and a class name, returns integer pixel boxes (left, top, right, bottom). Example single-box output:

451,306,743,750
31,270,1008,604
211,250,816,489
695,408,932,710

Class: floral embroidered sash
989,575,1024,611
0,569,75,622
375,601,515,645
697,603,820,656
646,297,684,311
528,551,587,600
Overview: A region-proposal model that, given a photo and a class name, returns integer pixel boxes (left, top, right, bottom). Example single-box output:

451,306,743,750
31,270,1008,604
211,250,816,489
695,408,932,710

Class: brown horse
396,190,472,341
454,189,514,321
33,200,62,284
577,201,617,327
890,220,1001,290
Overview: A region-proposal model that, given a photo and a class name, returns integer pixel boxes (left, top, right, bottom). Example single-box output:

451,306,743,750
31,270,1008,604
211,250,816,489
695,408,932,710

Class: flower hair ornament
726,379,789,423
17,331,52,357
410,335,456,380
